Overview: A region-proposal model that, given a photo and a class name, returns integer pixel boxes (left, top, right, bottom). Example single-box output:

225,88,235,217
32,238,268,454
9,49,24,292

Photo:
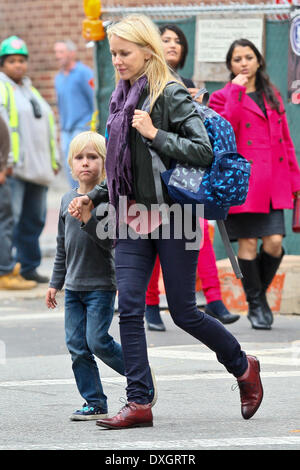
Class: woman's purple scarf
105,75,148,213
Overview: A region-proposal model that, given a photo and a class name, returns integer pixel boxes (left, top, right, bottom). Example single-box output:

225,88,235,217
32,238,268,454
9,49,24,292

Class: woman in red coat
209,38,300,330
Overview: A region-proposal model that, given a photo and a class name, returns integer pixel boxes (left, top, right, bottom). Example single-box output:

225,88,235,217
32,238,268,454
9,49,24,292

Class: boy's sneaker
70,403,108,421
149,366,157,407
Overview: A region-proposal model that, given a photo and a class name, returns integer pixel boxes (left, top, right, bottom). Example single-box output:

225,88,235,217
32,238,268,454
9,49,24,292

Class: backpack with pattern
160,95,251,220
143,87,251,278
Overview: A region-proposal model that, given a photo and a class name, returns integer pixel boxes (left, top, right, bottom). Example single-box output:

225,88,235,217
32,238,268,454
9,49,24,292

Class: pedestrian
54,40,94,188
209,38,300,330
145,24,240,332
0,36,60,284
69,15,263,429
46,130,156,420
0,114,37,290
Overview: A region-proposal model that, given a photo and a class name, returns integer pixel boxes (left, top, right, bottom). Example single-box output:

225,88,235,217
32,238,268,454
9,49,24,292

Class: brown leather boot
96,402,153,429
237,355,263,420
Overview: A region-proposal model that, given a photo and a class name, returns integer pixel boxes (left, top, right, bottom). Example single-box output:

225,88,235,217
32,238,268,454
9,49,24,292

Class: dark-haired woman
209,39,300,330
159,24,200,98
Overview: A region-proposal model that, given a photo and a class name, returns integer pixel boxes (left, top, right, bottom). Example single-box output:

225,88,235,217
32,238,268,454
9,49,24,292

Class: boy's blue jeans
64,289,125,411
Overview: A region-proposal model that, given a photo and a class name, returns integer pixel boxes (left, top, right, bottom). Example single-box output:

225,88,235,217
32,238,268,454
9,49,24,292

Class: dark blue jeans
8,177,48,274
0,182,15,275
115,218,248,404
65,289,125,410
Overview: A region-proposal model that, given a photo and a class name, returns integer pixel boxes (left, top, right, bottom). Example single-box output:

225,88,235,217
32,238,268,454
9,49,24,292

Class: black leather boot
258,248,284,326
145,305,166,331
238,257,271,330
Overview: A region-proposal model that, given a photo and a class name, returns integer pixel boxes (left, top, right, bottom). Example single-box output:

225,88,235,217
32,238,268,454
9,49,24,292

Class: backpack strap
216,220,243,279
141,96,169,223
193,87,209,106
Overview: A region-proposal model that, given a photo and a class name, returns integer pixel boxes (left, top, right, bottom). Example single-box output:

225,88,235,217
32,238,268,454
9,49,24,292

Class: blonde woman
69,16,263,429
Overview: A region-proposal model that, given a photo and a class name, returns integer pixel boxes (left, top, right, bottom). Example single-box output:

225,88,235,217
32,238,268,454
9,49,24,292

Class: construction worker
0,36,60,283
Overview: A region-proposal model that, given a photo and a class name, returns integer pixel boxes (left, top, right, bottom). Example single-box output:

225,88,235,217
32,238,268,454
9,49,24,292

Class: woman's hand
188,88,203,104
232,73,248,87
132,109,158,140
68,195,92,221
294,190,300,198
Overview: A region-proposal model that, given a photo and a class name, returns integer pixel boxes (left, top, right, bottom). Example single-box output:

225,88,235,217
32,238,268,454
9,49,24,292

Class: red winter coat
209,82,300,214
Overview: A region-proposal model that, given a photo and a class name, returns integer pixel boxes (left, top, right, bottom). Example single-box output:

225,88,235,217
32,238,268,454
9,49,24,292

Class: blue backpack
143,87,251,278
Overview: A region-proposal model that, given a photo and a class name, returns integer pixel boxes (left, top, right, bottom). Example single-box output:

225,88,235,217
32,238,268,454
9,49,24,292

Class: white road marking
148,350,300,366
0,311,64,321
0,436,300,450
1,369,300,388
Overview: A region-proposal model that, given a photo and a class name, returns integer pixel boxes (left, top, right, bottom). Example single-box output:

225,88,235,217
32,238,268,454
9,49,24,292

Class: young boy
46,131,156,421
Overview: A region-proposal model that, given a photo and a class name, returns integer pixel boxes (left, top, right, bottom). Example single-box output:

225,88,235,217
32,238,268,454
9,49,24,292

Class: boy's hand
46,288,58,309
68,195,92,221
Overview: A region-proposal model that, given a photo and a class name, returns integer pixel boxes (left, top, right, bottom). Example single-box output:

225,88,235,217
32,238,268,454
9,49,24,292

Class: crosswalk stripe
1,370,300,388
0,436,299,450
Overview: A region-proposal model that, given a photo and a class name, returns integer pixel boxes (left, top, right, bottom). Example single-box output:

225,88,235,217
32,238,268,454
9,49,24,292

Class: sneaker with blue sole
70,403,108,421
149,366,157,407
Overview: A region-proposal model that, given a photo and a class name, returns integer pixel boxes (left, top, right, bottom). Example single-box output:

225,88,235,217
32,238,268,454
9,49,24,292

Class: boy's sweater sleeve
49,207,67,290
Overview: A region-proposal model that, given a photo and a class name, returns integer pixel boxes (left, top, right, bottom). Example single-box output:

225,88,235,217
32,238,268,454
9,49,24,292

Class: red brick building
0,0,281,110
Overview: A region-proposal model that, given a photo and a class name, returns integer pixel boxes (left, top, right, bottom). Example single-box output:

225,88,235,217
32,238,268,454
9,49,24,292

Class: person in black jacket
68,14,263,429
144,24,240,331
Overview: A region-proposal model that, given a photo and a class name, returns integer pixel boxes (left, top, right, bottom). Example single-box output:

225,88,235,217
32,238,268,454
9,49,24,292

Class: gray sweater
49,190,116,292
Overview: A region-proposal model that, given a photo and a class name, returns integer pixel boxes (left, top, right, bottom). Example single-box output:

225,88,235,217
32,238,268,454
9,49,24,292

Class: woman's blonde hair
68,131,106,183
107,14,179,111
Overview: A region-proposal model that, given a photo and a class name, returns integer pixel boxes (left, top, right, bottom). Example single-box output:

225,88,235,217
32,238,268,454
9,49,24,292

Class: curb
217,255,300,314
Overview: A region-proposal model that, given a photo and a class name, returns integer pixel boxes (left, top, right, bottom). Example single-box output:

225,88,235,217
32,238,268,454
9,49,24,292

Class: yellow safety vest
0,81,58,170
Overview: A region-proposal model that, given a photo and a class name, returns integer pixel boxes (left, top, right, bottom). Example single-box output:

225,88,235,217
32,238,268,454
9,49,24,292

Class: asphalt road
1,286,300,453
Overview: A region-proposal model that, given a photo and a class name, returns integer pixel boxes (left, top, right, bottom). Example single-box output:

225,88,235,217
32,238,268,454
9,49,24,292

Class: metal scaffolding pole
102,2,292,18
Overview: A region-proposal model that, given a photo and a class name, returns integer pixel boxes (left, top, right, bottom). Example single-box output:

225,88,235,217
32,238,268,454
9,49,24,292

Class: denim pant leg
8,178,48,274
85,290,125,375
115,237,157,404
157,228,247,378
0,182,15,275
65,289,108,409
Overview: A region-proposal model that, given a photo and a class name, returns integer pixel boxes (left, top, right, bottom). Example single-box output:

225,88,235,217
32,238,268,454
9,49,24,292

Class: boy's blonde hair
107,14,179,111
68,131,106,183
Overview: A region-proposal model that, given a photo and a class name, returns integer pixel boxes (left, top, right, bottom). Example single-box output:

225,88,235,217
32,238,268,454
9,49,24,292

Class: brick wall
0,0,273,114
0,0,94,117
